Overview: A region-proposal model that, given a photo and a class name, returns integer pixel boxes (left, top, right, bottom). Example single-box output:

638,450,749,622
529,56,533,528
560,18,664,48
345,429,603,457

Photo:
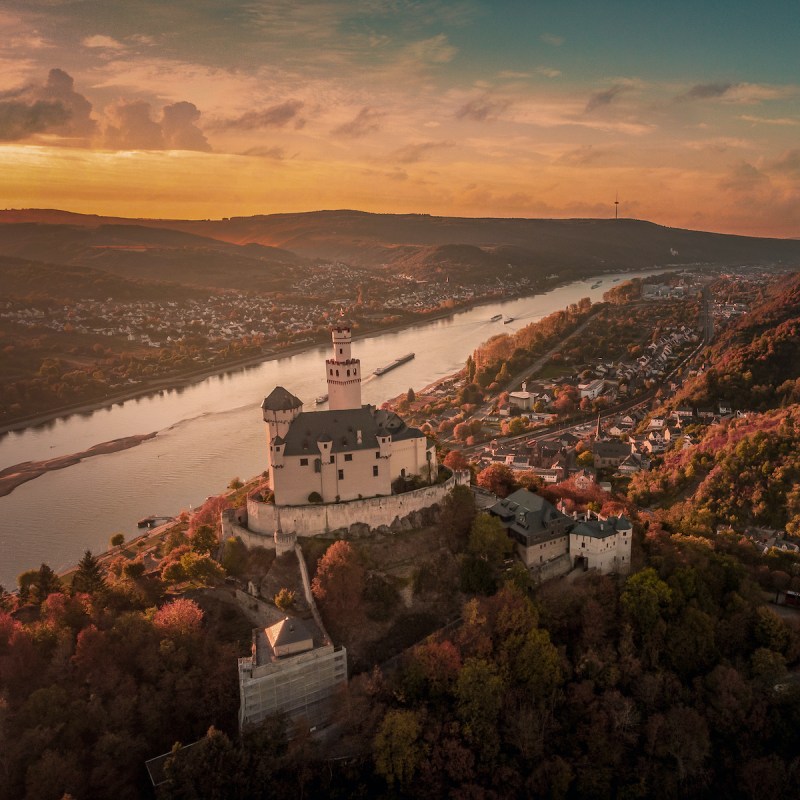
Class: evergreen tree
71,550,106,596
32,563,62,603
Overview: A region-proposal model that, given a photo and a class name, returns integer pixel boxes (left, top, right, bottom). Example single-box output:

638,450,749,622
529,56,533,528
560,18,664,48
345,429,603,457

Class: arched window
336,369,339,376
347,369,350,376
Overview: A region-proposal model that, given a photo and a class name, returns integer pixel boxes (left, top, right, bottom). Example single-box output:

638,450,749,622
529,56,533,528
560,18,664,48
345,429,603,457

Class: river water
0,271,663,586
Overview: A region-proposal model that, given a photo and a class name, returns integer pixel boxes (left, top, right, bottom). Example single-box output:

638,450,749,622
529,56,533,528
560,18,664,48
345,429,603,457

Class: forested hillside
672,273,800,412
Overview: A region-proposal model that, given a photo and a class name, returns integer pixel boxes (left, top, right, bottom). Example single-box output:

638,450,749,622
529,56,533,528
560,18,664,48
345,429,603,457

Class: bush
308,492,323,504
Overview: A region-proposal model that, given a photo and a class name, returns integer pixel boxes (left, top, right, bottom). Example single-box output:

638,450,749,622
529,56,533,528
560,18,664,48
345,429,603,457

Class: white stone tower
326,318,362,410
261,386,302,466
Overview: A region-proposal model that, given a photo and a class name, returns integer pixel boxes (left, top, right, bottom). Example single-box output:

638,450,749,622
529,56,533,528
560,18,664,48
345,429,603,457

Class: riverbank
0,432,157,498
0,285,544,438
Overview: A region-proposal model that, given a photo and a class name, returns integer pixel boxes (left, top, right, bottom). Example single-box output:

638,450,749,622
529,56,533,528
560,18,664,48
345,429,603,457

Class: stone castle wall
245,470,469,540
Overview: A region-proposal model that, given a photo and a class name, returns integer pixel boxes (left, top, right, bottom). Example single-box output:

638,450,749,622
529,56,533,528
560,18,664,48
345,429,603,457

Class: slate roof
571,519,618,540
281,406,425,456
489,488,571,547
262,385,303,411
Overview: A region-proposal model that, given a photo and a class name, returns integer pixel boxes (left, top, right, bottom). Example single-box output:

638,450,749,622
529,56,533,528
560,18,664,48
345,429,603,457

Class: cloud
241,146,285,159
0,67,95,142
0,98,69,140
739,114,800,126
406,34,457,65
675,81,792,105
718,161,770,193
540,33,564,46
497,70,531,80
82,34,126,51
585,85,628,113
104,100,164,149
535,66,561,79
212,100,305,131
556,145,613,167
455,95,510,122
104,99,210,151
333,106,383,137
677,82,733,102
391,140,454,164
769,149,800,177
161,101,210,151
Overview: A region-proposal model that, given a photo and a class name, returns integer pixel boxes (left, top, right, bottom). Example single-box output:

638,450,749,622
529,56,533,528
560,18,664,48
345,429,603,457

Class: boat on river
503,316,514,324
315,394,328,405
490,314,503,322
374,352,415,376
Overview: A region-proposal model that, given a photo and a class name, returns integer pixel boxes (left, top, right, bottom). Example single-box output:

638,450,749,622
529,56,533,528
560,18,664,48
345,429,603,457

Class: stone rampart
246,470,469,539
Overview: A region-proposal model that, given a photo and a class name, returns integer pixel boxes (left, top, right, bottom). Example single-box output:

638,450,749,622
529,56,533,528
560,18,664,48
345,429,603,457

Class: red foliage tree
152,598,204,637
476,463,517,498
311,541,365,613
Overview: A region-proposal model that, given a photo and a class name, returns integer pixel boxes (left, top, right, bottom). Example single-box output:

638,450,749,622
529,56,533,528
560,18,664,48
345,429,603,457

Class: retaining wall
247,470,470,539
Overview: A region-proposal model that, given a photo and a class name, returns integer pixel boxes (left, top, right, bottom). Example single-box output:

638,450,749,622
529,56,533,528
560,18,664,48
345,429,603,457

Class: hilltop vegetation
4,209,800,284
671,273,800,412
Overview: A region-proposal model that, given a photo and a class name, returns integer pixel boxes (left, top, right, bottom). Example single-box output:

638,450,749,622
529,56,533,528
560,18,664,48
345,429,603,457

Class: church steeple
326,317,362,410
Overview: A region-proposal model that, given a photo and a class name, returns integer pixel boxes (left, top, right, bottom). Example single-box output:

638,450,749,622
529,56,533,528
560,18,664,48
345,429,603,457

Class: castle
262,318,437,505
236,319,467,550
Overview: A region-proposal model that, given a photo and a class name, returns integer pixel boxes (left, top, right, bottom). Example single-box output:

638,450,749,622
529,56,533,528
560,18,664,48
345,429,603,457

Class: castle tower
262,386,302,460
326,318,362,411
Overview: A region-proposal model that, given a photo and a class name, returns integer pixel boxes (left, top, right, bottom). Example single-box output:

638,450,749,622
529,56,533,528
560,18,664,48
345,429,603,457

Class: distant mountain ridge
2,208,800,288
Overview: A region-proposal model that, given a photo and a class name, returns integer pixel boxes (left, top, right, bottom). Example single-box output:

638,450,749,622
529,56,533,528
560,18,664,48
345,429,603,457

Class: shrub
308,492,323,504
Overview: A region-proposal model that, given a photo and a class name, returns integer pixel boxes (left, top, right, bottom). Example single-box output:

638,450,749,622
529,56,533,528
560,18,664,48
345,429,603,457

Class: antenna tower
614,192,619,220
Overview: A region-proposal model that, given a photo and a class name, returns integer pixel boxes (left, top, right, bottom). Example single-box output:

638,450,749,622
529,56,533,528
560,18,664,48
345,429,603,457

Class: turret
261,386,302,460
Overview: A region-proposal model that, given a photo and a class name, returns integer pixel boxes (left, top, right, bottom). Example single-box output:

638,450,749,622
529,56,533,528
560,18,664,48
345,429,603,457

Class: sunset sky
1,0,798,236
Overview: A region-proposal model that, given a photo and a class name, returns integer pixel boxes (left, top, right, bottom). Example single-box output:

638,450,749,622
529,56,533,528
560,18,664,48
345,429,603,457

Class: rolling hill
2,209,800,287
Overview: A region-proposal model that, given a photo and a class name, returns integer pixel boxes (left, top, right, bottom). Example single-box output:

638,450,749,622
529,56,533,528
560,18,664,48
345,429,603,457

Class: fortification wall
246,470,469,539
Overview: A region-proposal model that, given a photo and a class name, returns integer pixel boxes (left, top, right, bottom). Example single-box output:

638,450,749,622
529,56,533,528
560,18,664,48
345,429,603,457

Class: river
0,271,665,586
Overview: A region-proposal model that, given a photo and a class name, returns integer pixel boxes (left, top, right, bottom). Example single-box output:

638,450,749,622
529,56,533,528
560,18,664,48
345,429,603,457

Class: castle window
373,465,379,477
344,454,353,462
339,347,343,354
329,369,333,375
300,458,308,466
336,369,339,376
338,469,344,480
375,451,380,459
347,369,350,376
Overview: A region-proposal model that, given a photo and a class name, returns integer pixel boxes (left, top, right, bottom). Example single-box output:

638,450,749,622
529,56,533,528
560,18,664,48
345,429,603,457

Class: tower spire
614,191,619,221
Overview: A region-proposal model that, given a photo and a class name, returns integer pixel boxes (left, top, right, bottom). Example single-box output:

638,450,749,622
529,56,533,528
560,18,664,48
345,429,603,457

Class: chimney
357,429,362,444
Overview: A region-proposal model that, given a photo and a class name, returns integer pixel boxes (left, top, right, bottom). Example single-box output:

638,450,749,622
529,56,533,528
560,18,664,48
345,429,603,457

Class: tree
468,514,513,568
577,450,595,468
476,463,517,497
456,658,505,761
406,387,416,404
443,449,470,472
20,563,62,604
153,598,204,637
311,541,365,614
109,533,125,548
221,536,248,576
191,524,218,555
71,550,106,596
228,476,244,490
274,588,296,611
374,709,426,788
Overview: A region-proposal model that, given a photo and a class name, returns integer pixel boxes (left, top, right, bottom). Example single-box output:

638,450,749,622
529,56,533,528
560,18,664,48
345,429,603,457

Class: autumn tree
476,463,517,498
153,598,204,637
443,449,470,472
374,709,426,789
311,541,365,614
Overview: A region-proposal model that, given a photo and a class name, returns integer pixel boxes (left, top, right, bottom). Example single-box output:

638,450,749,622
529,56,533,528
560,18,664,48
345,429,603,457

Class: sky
1,0,799,236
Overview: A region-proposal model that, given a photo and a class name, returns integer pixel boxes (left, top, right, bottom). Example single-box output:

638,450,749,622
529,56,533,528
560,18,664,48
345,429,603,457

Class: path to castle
0,269,670,587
